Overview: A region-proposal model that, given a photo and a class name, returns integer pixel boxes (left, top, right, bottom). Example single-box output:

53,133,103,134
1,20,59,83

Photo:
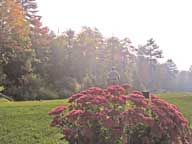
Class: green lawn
157,92,192,125
0,92,192,144
0,100,67,144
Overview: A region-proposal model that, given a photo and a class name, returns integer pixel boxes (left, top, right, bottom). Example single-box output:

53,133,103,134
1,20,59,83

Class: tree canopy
0,0,192,101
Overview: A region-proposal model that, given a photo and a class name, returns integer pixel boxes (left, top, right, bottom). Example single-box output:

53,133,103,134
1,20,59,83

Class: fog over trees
1,0,192,100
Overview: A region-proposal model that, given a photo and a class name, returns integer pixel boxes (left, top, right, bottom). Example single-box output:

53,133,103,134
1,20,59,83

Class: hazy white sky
37,0,192,70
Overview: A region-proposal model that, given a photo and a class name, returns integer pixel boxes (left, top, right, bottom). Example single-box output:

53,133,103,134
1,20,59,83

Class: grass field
157,92,192,124
0,92,192,144
0,100,66,144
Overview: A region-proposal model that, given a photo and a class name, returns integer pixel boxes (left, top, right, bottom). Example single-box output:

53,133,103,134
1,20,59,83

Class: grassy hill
0,92,192,144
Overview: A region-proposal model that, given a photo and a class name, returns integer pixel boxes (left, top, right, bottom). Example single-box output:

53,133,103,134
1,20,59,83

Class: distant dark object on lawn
142,91,149,99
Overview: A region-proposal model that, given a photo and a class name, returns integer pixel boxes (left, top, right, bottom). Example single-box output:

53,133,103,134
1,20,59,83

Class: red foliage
128,92,148,107
50,116,62,127
49,85,192,144
107,85,126,95
63,128,73,137
48,105,67,115
66,109,84,121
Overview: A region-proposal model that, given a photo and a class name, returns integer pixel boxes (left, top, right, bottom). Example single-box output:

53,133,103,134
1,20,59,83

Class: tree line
0,0,192,101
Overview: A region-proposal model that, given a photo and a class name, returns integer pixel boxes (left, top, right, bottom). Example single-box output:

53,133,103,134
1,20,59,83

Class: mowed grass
0,92,192,144
0,99,67,144
157,92,192,124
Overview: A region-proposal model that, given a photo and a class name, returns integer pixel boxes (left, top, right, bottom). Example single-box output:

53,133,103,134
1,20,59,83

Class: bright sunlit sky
37,0,192,70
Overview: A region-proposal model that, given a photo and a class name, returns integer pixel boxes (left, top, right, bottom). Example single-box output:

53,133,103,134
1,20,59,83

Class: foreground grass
157,92,192,124
0,92,192,144
0,100,67,144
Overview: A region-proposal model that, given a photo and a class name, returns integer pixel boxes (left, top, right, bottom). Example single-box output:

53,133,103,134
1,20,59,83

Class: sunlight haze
37,0,192,70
